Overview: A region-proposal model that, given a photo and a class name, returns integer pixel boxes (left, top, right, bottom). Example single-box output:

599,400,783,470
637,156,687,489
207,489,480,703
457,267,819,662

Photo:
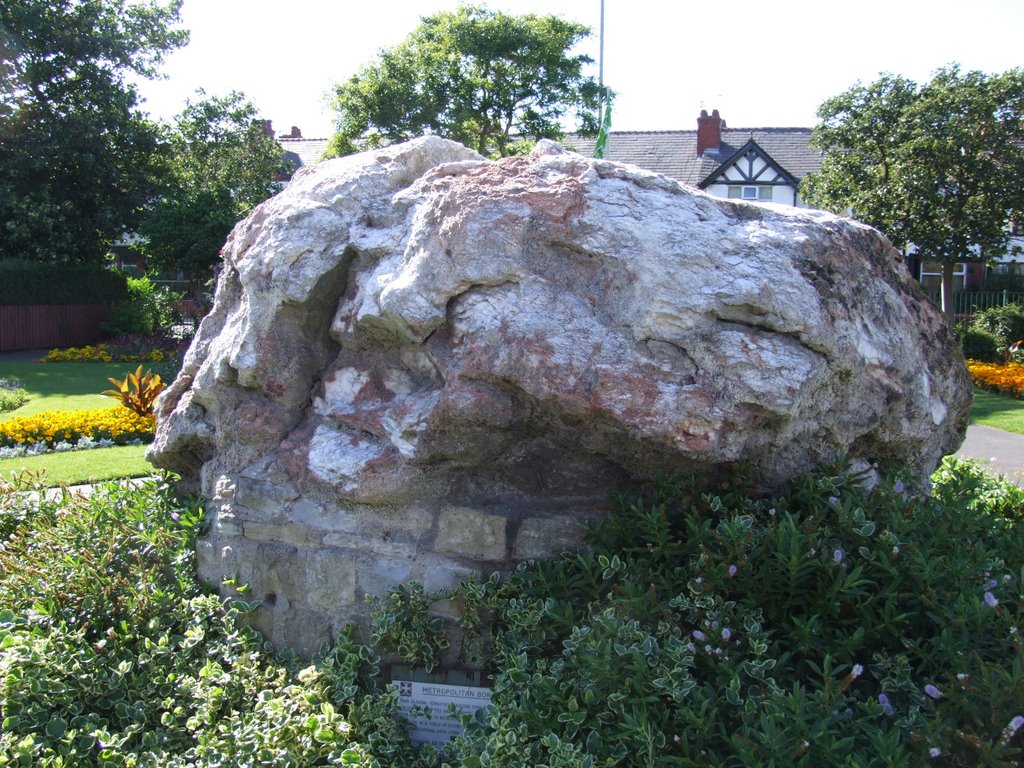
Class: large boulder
149,136,971,653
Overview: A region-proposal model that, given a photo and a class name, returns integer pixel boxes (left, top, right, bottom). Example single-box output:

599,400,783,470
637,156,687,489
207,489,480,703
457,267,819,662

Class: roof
279,137,331,174
566,127,822,187
273,128,823,190
701,138,801,189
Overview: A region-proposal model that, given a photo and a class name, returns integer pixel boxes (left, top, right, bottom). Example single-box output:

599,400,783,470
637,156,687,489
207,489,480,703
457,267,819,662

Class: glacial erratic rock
148,136,971,652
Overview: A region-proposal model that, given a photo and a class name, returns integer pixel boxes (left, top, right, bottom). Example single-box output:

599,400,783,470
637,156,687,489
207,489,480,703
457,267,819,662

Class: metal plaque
390,678,492,748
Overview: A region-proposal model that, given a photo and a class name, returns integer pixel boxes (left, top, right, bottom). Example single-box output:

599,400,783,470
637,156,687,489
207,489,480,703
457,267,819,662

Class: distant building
568,109,822,208
271,115,1024,295
269,123,331,183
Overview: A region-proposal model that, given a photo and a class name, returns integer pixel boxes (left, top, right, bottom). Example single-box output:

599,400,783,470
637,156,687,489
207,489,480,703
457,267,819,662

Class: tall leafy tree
0,0,187,262
139,91,284,280
802,66,1024,319
327,6,604,159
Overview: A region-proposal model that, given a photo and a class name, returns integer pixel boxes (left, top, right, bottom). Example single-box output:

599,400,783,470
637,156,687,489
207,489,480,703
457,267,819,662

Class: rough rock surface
149,136,972,653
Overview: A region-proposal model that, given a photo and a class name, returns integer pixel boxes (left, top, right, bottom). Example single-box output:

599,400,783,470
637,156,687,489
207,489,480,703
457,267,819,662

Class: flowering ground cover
42,344,171,363
0,406,154,455
41,335,187,365
967,359,1024,399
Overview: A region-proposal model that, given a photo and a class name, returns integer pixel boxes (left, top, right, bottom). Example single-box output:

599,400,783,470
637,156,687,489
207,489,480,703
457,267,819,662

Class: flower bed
966,359,1024,399
0,406,154,457
42,344,170,363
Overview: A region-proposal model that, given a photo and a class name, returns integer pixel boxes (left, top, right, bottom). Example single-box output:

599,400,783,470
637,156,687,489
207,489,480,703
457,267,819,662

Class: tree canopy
801,65,1024,317
326,6,605,159
139,91,284,280
0,0,187,262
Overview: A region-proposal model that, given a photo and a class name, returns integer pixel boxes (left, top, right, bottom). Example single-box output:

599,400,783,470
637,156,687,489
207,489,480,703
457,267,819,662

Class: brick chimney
696,109,725,156
262,120,275,139
282,126,303,139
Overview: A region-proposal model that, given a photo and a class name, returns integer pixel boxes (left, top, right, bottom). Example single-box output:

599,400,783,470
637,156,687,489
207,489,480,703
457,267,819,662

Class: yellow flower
0,406,154,448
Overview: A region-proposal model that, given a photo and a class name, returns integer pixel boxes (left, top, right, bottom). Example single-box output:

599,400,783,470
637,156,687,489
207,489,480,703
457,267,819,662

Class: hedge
0,261,128,306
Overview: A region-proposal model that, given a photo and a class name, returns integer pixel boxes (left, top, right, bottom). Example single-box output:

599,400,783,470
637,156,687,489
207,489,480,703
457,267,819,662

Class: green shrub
414,460,1023,767
101,275,180,335
971,303,1024,353
2,461,1023,767
0,378,29,413
0,260,128,305
957,326,1003,362
0,476,420,767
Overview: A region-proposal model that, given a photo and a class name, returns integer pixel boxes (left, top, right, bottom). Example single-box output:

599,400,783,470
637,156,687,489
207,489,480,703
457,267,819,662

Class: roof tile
567,128,822,186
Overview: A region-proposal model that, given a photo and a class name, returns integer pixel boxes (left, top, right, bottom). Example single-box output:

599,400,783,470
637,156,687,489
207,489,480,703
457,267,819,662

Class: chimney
283,126,303,139
262,120,275,139
696,109,725,156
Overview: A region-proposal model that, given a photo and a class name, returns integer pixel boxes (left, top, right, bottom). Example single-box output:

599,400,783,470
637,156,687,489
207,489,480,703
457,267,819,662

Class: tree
801,66,1024,319
139,91,284,280
0,0,188,262
327,6,605,159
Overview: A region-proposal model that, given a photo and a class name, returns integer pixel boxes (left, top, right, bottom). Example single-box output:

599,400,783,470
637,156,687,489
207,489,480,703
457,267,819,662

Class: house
569,110,1022,295
568,109,822,208
272,110,821,206
271,113,1023,296
273,125,331,183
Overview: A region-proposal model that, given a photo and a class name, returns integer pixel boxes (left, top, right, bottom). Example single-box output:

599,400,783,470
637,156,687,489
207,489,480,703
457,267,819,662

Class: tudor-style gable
699,139,803,206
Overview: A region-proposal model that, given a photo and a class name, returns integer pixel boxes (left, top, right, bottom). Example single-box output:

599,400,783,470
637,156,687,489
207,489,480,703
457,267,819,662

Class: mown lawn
971,387,1024,435
0,359,157,485
0,359,134,416
0,444,152,486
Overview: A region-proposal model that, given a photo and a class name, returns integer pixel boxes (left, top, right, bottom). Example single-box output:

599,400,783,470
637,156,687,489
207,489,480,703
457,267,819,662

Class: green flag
593,90,612,159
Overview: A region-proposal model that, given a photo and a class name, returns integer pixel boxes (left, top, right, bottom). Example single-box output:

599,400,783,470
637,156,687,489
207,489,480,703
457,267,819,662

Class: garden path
956,425,1024,486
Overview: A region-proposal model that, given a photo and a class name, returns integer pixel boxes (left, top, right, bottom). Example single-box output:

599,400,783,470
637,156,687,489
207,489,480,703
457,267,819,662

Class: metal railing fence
924,290,1024,317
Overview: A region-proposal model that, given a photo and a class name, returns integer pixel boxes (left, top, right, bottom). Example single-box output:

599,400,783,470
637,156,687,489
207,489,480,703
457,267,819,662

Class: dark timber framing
698,139,801,190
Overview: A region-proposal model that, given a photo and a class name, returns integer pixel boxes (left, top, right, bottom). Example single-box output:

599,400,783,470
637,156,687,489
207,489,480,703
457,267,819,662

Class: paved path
955,424,1024,486
6,477,151,504
0,349,48,362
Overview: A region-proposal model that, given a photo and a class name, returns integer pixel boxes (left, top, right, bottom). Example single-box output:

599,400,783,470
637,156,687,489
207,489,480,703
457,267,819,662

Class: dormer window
728,185,772,202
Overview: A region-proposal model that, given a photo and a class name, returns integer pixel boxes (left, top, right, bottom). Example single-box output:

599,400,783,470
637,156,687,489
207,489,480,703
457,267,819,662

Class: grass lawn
0,359,137,417
971,387,1024,435
0,444,153,486
0,359,158,486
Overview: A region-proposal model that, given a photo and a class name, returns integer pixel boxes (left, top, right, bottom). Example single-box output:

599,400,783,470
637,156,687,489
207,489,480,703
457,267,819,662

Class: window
919,261,966,294
728,186,772,201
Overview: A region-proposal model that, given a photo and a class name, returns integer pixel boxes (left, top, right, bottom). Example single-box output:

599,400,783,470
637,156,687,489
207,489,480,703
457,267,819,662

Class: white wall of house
704,181,803,207
702,152,810,208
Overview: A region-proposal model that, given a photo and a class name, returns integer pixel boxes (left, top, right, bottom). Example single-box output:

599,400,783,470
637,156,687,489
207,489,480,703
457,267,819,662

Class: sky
133,0,1024,139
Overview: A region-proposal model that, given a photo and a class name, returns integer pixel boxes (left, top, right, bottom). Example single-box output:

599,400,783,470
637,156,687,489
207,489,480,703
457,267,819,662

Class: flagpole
593,0,611,159
598,0,602,102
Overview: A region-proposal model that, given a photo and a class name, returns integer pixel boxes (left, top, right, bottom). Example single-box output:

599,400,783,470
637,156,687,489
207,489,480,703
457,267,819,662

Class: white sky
133,0,1024,139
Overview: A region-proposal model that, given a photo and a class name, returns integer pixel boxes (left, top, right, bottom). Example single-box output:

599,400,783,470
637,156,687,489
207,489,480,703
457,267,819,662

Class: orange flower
966,360,1024,399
